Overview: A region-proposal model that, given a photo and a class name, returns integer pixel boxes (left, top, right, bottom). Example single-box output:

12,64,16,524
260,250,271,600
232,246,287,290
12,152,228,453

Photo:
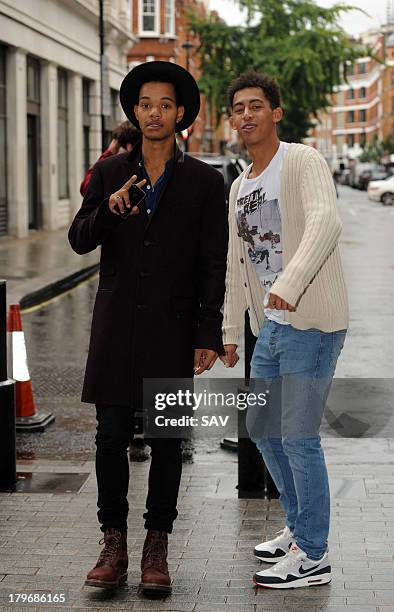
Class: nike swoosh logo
299,564,320,575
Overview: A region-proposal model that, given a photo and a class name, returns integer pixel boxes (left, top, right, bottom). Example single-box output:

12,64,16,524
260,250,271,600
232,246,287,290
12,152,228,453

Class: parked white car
367,175,394,206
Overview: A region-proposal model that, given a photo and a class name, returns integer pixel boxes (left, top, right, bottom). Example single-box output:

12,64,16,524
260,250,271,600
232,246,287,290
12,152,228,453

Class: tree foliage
359,135,394,163
189,0,368,141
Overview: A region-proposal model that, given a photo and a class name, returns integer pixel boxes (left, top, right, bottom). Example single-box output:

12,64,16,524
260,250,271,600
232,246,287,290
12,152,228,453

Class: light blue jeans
248,319,346,560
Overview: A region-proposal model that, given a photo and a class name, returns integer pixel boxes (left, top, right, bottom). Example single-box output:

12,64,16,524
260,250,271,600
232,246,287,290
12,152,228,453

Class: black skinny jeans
95,404,182,533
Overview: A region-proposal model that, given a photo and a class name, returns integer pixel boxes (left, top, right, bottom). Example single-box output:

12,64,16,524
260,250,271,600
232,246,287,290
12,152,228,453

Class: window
392,96,394,113
360,87,366,98
347,88,355,100
140,0,159,35
360,133,366,148
57,69,69,199
359,109,366,122
347,134,355,147
82,78,91,173
391,71,394,87
359,62,367,74
26,56,40,103
164,0,175,36
347,110,355,123
103,89,120,149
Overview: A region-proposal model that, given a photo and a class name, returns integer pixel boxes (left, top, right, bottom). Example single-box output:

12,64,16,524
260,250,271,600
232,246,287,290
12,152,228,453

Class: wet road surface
16,185,394,459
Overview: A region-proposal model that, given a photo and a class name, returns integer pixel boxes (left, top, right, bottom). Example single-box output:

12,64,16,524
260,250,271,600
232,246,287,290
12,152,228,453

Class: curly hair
228,71,281,110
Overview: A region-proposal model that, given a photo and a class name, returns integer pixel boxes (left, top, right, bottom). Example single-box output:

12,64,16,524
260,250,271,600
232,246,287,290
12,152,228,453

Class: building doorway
0,45,7,235
26,55,41,230
27,114,40,229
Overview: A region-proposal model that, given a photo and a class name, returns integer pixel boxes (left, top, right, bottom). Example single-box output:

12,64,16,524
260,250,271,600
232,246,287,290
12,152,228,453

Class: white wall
0,0,136,237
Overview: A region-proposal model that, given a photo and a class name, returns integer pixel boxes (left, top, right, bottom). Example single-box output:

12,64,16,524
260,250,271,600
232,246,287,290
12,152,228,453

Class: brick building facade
307,26,394,168
128,0,209,152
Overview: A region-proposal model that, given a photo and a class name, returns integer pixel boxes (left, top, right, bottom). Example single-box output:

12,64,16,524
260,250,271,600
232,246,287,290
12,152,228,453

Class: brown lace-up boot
140,530,171,594
85,528,128,588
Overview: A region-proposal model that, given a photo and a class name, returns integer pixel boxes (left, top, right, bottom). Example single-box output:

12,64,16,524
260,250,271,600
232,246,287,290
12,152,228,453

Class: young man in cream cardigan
221,71,348,589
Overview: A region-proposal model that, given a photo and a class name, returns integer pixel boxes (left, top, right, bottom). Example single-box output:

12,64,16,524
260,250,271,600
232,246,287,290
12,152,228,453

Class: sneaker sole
254,552,286,563
84,573,128,589
253,573,331,589
139,581,172,594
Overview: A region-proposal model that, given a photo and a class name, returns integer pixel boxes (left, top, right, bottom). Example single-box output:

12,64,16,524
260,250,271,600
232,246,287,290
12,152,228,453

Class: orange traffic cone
7,304,55,432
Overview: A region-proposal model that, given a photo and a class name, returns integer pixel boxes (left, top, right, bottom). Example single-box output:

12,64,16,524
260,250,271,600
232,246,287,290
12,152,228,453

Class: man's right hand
219,344,239,368
108,175,146,216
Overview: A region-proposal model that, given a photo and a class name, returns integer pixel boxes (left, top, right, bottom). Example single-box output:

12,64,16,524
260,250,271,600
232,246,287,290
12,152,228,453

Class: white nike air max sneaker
254,526,294,562
253,543,331,589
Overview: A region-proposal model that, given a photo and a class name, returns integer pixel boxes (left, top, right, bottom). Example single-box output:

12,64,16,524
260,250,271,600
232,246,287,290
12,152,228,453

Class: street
16,185,394,459
335,185,394,378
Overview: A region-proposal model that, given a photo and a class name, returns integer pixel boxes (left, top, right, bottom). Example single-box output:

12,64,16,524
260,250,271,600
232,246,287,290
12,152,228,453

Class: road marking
21,273,99,314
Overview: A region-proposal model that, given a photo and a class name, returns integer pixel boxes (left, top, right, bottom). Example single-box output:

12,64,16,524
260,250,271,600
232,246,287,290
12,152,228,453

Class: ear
272,107,283,124
134,104,140,122
176,105,185,124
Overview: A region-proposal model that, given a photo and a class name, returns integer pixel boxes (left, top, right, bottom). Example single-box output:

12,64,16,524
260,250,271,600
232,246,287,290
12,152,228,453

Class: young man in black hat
68,62,227,594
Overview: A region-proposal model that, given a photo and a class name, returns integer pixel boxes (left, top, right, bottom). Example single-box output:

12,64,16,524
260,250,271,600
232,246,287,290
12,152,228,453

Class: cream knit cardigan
222,143,349,345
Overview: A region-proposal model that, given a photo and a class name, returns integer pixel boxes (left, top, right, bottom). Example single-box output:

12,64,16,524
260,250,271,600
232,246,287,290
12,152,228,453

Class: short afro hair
228,71,282,111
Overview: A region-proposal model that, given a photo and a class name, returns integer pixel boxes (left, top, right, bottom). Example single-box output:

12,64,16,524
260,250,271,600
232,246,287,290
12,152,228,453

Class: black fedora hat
120,61,200,132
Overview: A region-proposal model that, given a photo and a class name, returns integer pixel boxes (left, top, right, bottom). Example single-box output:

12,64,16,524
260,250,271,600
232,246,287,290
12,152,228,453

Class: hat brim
120,61,200,133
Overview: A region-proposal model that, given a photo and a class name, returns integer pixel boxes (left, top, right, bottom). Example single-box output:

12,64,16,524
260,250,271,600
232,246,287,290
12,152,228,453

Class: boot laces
145,537,167,569
97,532,121,566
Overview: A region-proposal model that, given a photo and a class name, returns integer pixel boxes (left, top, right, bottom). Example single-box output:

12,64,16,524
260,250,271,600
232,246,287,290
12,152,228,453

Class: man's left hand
267,292,296,312
194,349,218,375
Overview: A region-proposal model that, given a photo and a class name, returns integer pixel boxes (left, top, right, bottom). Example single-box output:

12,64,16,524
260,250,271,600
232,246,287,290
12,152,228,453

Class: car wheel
381,193,394,206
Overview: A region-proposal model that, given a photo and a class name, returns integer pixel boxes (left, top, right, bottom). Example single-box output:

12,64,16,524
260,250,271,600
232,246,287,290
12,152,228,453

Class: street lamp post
99,0,105,148
181,39,194,152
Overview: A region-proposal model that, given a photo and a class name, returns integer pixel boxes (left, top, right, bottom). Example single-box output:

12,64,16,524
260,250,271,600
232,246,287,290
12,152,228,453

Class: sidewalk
1,227,394,611
0,441,394,612
0,229,98,307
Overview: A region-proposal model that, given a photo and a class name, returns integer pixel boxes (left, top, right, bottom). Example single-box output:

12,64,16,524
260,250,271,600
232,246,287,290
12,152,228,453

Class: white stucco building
0,0,137,237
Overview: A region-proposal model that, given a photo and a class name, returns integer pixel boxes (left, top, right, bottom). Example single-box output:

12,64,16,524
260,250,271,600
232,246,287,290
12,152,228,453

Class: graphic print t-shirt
236,141,289,324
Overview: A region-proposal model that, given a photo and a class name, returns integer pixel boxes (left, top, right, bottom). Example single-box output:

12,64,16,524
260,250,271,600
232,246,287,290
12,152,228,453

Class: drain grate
15,472,90,493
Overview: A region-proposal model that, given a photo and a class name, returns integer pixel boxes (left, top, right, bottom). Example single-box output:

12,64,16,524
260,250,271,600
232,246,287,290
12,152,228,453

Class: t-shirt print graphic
236,190,283,293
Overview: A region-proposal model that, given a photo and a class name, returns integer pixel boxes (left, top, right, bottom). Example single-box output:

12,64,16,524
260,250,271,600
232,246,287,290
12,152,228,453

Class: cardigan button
240,258,244,264
244,282,247,287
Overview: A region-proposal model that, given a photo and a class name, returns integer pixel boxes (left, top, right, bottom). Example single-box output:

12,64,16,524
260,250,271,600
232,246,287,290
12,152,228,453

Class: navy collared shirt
139,157,173,216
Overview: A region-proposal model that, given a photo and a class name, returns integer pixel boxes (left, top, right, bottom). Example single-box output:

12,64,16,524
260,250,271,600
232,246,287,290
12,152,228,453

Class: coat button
244,282,247,287
136,304,148,311
143,240,154,247
240,258,244,264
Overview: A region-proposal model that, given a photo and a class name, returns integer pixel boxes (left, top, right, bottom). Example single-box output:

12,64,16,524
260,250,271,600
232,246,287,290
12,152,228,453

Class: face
134,81,185,141
229,87,283,146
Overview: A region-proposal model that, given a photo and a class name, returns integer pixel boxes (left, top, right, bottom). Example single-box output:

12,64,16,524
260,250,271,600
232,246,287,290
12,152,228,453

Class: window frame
139,0,160,37
82,78,91,174
57,68,69,199
164,0,175,37
347,133,355,147
347,110,355,123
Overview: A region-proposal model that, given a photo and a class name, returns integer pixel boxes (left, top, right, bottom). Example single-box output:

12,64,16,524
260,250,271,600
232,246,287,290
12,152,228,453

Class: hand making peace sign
108,174,147,216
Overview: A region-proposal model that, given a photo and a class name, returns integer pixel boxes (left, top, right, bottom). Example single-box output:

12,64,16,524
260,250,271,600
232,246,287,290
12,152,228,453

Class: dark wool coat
68,144,228,406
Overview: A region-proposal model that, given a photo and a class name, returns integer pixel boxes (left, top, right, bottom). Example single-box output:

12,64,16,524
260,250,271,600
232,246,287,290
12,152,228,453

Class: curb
19,263,99,310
